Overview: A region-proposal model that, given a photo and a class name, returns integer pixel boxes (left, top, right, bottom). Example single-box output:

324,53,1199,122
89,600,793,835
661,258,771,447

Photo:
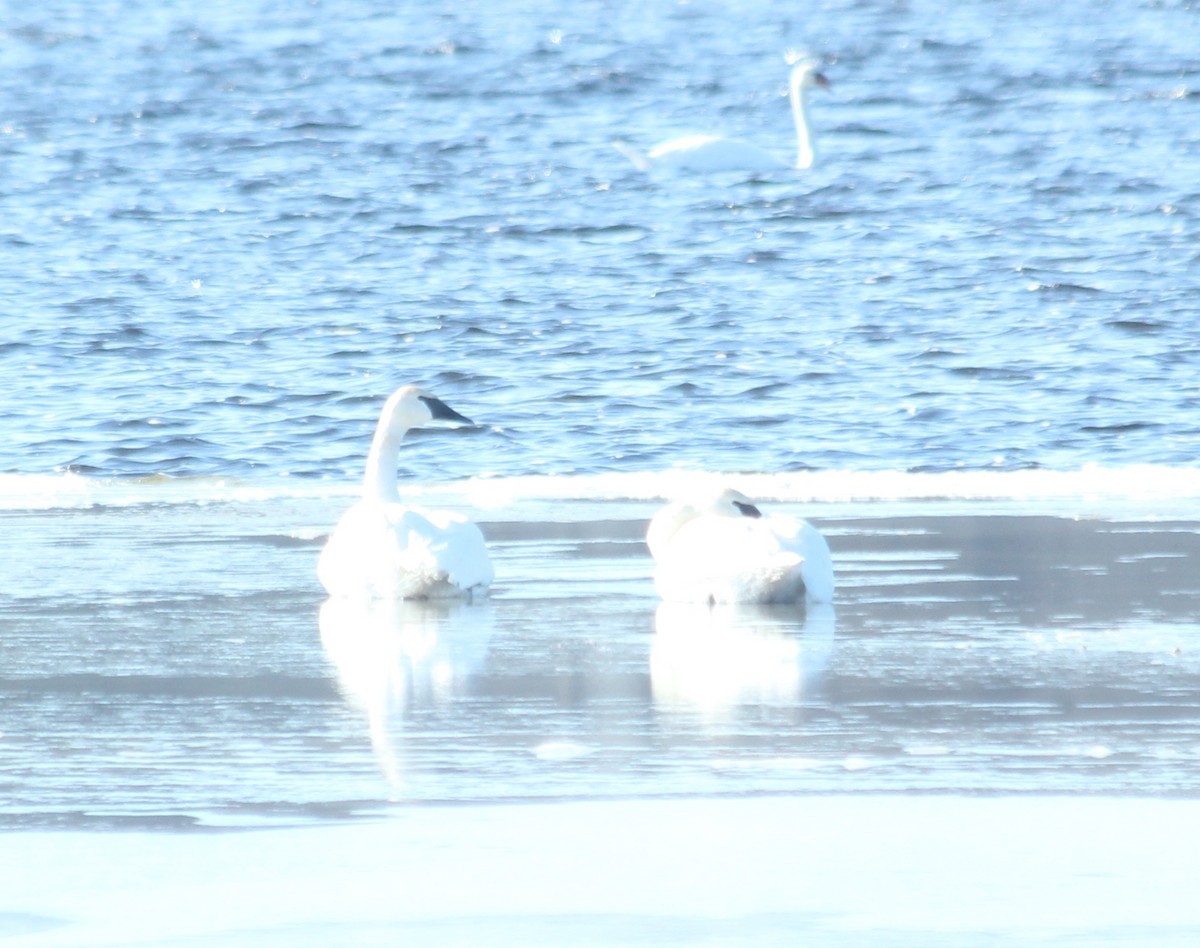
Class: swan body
318,386,494,600
647,488,834,605
616,62,829,175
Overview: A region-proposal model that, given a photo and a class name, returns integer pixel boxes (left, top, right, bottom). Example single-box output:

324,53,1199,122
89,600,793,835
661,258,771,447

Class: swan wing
765,516,835,605
410,507,496,593
318,502,392,598
318,502,493,599
647,135,784,174
652,516,794,604
653,514,833,605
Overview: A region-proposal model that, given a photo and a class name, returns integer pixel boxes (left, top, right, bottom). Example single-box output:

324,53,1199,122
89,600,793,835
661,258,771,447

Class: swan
646,488,834,605
317,385,494,600
614,61,829,175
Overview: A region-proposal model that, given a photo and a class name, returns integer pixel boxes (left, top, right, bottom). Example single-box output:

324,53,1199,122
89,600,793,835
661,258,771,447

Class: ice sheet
3,795,1199,946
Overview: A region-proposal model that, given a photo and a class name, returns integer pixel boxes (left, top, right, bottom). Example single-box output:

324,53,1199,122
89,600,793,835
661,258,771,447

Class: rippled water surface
3,0,1199,481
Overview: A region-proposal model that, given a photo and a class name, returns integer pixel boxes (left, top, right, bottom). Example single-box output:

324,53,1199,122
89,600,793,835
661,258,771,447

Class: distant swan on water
646,488,834,605
614,61,830,175
317,386,493,600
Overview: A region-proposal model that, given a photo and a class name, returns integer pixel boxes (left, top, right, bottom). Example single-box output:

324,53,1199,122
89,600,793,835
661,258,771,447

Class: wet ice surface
6,794,1200,947
2,498,1199,829
4,496,1200,944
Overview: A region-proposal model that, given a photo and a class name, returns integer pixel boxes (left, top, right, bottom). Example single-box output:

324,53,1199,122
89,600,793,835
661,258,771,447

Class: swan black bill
420,395,474,426
733,501,763,518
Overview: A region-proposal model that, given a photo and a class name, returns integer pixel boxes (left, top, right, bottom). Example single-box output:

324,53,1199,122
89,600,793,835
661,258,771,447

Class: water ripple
2,2,1199,479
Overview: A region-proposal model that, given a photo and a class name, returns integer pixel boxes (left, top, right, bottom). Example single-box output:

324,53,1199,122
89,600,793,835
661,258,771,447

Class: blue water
2,0,1199,484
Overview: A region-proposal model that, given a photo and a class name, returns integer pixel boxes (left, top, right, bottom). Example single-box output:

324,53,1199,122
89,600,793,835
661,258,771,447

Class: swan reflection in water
319,597,494,794
650,601,835,717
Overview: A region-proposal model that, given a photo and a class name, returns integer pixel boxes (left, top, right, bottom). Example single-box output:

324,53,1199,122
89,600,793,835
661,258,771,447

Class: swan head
791,61,831,93
647,487,766,559
361,385,477,503
379,385,474,438
712,487,764,519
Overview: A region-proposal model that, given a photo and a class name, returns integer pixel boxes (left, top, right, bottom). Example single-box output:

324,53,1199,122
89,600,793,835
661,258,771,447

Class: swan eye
732,500,763,519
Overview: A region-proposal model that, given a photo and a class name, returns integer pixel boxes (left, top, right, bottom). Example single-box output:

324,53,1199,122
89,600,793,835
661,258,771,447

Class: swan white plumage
615,61,830,175
646,488,834,605
317,385,494,600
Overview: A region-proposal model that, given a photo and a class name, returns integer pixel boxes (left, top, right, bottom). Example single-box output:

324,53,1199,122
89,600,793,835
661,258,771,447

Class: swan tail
612,140,651,172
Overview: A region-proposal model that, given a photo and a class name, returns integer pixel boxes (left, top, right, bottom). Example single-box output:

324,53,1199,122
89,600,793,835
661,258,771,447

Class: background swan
317,385,494,599
646,487,834,605
615,61,829,175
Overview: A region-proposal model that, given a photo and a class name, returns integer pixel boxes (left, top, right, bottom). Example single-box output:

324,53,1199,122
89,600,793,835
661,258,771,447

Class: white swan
646,488,834,605
615,61,829,175
317,385,494,599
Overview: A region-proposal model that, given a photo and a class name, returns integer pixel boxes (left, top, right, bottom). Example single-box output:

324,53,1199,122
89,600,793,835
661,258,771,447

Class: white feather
647,488,833,605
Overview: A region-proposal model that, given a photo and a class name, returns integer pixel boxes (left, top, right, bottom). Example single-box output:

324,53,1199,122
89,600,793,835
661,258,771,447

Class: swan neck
790,80,815,170
362,423,404,503
646,502,697,559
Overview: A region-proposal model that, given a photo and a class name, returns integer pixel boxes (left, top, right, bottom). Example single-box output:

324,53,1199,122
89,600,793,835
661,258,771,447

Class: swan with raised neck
787,61,827,170
362,385,473,503
614,61,830,174
318,385,492,599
